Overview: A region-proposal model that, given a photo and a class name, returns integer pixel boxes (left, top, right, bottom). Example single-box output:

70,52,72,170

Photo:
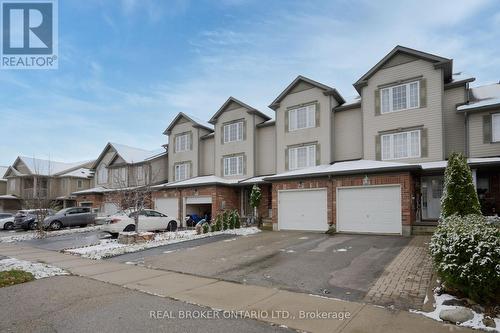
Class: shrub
429,214,500,303
222,211,229,230
233,210,241,229
202,223,210,234
213,214,222,232
441,153,481,218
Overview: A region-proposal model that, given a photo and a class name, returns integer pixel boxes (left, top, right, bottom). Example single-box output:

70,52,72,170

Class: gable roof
5,157,92,177
163,112,214,135
353,45,452,93
0,166,8,180
91,142,166,169
208,97,271,124
269,75,345,110
457,83,500,112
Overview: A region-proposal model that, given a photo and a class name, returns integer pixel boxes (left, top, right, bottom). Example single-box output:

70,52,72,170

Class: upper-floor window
493,113,500,142
175,133,190,152
112,167,127,184
175,163,190,181
223,155,244,176
289,144,316,170
289,104,316,131
77,180,83,189
9,179,15,191
381,81,419,113
97,165,108,184
137,165,144,181
381,130,420,160
223,121,244,143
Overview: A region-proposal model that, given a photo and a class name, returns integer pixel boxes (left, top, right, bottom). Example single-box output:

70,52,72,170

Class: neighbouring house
2,157,93,210
0,165,22,213
73,142,168,215
151,45,500,235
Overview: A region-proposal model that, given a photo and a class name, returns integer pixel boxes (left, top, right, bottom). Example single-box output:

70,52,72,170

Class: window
223,121,244,143
175,163,190,181
77,180,83,189
9,179,15,191
493,113,500,142
175,133,190,152
97,165,108,184
288,145,316,170
381,130,421,160
223,155,244,176
381,81,419,113
137,165,144,181
289,104,316,131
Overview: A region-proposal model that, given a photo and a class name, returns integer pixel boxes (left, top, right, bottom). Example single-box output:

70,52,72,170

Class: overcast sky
1,0,499,166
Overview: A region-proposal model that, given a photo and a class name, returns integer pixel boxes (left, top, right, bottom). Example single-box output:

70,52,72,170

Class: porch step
412,225,437,235
260,218,273,231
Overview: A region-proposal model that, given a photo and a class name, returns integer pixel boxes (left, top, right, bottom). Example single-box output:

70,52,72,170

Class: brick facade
75,193,104,210
271,172,416,236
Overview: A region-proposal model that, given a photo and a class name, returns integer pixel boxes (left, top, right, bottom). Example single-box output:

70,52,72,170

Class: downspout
330,95,335,163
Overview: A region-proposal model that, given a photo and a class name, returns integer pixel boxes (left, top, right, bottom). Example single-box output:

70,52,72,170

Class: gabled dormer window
288,104,316,131
381,81,420,113
97,164,108,184
175,133,191,152
223,121,244,143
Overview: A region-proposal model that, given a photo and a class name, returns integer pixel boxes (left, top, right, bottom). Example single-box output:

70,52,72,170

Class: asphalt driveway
136,231,410,302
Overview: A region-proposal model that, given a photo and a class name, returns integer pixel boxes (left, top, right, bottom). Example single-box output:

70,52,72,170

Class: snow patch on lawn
0,258,68,279
65,227,261,260
0,225,103,243
410,292,500,332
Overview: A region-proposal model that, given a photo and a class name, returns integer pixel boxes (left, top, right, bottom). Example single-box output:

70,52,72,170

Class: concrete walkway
0,243,474,333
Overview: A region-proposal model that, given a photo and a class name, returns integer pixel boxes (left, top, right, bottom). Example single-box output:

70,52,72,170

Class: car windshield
56,208,70,214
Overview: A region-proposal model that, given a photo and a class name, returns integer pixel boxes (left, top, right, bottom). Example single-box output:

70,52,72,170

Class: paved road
0,275,293,333
22,231,108,251
108,234,237,264
142,231,410,302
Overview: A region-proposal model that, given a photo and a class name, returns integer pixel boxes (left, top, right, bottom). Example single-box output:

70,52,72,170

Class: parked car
14,209,56,230
102,209,178,237
0,213,15,230
42,207,96,230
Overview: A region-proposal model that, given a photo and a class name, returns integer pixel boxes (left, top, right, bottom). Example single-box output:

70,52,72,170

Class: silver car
43,207,96,230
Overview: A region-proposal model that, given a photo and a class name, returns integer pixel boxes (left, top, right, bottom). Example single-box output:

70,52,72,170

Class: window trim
174,162,190,181
175,132,191,153
288,104,316,132
381,80,420,114
492,113,500,143
137,165,144,181
288,144,316,170
223,154,244,176
381,130,421,161
223,121,244,143
97,165,108,184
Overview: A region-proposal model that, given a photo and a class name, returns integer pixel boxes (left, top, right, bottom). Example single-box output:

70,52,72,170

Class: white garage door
337,185,402,235
155,198,179,220
278,189,328,232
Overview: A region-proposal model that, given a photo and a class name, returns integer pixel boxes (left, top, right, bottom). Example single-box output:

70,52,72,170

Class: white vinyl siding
175,133,190,152
381,81,420,113
381,130,421,160
9,179,15,191
223,155,244,176
289,104,316,131
289,145,316,170
175,163,190,181
223,121,244,143
493,113,500,142
97,165,108,184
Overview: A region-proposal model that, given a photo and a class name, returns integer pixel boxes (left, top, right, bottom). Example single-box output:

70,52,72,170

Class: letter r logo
2,1,53,54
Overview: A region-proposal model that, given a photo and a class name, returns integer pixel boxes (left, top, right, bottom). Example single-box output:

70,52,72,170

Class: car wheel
50,221,63,230
28,221,38,230
123,224,135,232
166,221,178,232
3,222,14,230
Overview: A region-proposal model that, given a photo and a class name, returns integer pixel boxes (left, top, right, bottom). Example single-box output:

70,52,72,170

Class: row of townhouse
3,45,498,236
146,45,499,236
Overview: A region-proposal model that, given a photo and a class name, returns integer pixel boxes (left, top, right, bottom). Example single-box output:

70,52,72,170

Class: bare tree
106,163,160,234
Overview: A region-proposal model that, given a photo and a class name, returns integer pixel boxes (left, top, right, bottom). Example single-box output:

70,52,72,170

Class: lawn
0,270,34,288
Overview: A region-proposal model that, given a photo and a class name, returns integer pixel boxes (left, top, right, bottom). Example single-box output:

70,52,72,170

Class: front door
421,176,444,220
